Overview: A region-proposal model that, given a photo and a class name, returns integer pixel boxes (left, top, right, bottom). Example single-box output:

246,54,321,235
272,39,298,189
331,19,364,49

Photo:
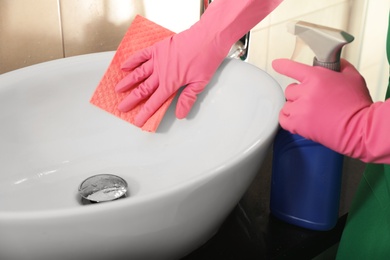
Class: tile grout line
57,0,66,58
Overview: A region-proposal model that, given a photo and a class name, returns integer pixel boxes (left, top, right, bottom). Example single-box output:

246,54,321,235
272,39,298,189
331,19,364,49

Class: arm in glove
273,58,390,164
115,0,283,127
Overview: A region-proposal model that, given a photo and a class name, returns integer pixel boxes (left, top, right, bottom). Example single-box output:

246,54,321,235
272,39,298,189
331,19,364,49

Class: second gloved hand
273,58,390,164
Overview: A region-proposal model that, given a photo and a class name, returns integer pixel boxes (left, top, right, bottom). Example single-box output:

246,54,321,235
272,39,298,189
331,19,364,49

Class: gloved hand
273,58,390,164
115,0,283,127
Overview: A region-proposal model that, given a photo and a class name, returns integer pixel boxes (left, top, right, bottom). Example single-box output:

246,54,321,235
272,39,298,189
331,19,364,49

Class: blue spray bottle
270,21,354,231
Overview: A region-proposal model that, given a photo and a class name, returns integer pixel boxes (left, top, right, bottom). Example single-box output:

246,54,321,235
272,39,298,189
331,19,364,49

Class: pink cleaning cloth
90,15,175,132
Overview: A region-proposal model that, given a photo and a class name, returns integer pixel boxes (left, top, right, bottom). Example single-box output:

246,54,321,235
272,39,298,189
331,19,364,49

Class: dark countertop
181,149,364,260
183,203,346,260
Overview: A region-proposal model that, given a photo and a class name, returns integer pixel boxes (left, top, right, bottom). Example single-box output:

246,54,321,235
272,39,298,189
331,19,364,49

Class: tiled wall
0,0,200,74
248,0,389,101
0,0,63,74
1,0,387,100
353,0,389,101
248,0,352,86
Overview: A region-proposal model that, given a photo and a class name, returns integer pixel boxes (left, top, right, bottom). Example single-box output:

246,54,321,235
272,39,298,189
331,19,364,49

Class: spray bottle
270,21,354,231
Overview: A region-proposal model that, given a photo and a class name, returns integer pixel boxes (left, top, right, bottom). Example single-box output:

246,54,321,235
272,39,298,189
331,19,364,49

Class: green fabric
336,165,390,259
336,12,390,259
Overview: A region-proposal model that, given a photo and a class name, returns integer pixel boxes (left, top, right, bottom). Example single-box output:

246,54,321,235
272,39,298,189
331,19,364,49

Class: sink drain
78,174,128,204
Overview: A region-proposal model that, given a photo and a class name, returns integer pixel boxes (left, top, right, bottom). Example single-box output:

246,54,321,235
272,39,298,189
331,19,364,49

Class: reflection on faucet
228,33,250,60
203,0,250,61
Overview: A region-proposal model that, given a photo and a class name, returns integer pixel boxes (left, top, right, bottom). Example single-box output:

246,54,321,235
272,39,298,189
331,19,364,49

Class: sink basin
0,52,284,260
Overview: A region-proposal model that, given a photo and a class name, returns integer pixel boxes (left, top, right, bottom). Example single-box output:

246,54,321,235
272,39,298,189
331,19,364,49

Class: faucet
202,0,250,61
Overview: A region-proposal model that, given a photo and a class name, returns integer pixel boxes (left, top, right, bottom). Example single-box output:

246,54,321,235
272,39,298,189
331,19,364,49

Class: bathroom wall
0,0,200,74
350,0,389,101
1,0,387,99
0,0,388,215
248,0,389,101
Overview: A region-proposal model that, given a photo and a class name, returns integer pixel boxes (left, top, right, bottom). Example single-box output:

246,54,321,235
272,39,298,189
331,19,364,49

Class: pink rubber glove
273,58,390,164
115,0,283,127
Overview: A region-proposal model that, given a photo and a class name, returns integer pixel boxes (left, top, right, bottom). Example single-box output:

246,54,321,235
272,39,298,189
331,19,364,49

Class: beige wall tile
0,0,63,74
248,2,351,90
354,0,389,101
247,28,270,69
249,0,388,101
361,64,389,101
59,0,200,58
252,0,348,31
59,0,141,57
268,0,348,25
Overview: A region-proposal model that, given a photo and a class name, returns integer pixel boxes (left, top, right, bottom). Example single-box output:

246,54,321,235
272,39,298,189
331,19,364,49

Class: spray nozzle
287,21,354,71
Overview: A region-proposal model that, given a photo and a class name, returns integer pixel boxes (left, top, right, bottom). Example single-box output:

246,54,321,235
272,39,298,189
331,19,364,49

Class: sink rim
0,52,284,219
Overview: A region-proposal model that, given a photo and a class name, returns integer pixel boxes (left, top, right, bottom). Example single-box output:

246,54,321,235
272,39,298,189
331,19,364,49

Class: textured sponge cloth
90,15,175,132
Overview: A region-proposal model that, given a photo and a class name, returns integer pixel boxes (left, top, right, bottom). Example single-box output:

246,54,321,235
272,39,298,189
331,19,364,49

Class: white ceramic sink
0,52,284,260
